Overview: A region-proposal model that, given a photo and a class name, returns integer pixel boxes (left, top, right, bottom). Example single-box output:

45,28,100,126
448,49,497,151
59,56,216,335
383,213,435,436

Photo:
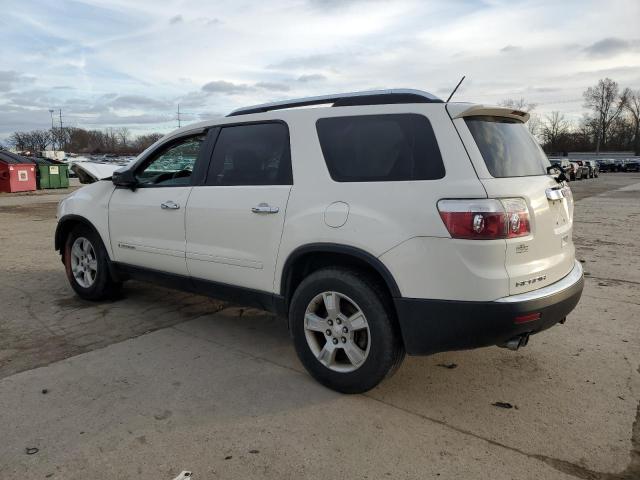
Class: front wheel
289,268,405,393
64,225,121,300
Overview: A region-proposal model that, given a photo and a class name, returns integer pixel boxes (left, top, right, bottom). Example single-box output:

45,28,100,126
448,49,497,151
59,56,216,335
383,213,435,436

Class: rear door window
316,114,445,182
206,122,292,186
464,116,550,177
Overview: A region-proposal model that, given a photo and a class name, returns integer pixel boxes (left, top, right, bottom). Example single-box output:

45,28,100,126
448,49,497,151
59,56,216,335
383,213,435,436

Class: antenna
176,104,181,128
446,76,466,103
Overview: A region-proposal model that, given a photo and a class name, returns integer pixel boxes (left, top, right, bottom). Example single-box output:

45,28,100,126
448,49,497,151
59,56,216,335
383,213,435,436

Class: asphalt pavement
0,173,638,480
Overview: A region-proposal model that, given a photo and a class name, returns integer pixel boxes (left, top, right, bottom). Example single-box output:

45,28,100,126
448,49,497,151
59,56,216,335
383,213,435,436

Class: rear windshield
465,116,549,177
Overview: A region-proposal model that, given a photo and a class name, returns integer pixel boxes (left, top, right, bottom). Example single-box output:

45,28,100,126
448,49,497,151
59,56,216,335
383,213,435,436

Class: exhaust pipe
501,333,530,351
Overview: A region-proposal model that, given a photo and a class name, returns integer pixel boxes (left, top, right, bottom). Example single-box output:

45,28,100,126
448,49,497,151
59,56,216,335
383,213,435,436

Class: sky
1,0,639,142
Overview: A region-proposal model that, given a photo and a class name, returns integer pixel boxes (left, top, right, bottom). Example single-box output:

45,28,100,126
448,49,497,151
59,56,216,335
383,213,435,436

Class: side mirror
112,169,138,189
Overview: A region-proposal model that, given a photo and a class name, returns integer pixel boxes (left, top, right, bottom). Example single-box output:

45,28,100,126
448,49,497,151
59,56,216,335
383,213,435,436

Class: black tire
289,267,405,394
64,225,121,300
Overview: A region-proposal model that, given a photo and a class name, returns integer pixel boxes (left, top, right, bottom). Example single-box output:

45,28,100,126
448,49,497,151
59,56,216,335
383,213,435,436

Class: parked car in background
549,158,571,179
573,160,590,179
624,159,640,172
569,162,583,180
597,159,614,172
614,159,625,171
585,160,599,178
54,89,584,393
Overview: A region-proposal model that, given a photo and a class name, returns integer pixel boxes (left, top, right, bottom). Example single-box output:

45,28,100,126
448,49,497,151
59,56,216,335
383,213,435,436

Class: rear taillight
437,198,531,240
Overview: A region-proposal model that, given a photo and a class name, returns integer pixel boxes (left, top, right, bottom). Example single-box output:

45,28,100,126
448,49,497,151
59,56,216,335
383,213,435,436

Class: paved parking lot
0,174,639,479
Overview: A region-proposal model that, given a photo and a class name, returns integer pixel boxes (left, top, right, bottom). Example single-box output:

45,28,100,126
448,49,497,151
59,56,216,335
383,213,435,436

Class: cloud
198,17,222,26
2,0,640,139
0,70,34,92
267,54,336,70
88,112,173,125
201,80,251,94
500,45,521,53
584,37,640,57
255,81,290,91
107,94,172,110
297,73,326,82
0,71,22,91
307,0,372,8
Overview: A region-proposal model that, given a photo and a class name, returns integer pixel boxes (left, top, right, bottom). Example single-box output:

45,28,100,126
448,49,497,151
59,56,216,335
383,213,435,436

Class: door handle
161,201,180,210
251,202,279,214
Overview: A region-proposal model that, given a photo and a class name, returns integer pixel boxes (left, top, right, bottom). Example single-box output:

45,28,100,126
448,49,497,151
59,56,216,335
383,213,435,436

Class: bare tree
624,88,640,155
49,127,69,151
527,113,542,138
500,97,539,136
499,97,537,112
583,78,628,153
133,133,164,151
116,127,130,147
540,111,570,152
9,132,27,151
30,130,51,153
10,130,50,153
104,128,119,152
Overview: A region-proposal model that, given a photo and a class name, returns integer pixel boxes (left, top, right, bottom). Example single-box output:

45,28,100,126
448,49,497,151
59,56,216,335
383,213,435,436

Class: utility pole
177,104,181,128
49,109,55,150
58,109,64,151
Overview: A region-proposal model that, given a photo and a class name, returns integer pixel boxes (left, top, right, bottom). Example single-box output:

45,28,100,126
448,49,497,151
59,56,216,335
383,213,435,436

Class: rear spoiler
446,103,530,123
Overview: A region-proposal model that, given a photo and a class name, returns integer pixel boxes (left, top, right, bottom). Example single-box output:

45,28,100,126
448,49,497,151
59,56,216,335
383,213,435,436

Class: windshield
465,116,550,178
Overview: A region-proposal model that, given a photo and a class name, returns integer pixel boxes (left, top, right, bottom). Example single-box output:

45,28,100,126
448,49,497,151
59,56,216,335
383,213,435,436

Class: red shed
0,151,37,193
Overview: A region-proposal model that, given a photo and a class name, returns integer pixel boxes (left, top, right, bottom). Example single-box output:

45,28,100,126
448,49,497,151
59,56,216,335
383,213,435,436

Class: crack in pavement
365,395,640,480
584,275,640,286
582,293,640,306
0,280,60,337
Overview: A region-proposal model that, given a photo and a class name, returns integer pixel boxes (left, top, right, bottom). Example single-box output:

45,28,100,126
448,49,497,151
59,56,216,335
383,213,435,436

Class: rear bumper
394,261,584,355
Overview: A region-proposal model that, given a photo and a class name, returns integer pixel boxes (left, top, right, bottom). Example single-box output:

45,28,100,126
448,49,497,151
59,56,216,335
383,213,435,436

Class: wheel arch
280,243,402,307
55,215,109,259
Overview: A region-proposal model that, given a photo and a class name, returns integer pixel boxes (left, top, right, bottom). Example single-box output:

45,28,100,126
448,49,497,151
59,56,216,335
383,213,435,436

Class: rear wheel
64,225,121,300
289,268,404,393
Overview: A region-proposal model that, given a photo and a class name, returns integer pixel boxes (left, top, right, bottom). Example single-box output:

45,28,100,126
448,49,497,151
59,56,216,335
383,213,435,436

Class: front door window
137,135,205,186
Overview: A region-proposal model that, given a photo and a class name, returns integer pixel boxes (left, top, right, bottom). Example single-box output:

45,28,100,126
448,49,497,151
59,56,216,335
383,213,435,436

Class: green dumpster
34,158,70,189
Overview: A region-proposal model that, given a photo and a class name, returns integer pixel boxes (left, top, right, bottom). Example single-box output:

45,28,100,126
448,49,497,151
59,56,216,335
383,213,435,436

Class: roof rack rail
227,88,442,116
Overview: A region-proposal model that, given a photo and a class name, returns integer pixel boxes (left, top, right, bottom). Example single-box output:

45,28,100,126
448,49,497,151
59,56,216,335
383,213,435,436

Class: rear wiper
547,165,568,184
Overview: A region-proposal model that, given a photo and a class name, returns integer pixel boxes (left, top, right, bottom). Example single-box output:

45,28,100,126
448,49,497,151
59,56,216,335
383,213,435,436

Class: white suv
55,89,584,393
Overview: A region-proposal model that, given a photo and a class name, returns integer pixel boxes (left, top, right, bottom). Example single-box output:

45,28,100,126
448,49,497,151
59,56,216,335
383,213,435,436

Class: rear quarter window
316,114,445,182
464,116,549,178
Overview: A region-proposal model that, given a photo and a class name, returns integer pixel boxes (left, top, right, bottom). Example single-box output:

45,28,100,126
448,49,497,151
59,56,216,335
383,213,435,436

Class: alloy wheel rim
303,291,371,373
70,237,97,288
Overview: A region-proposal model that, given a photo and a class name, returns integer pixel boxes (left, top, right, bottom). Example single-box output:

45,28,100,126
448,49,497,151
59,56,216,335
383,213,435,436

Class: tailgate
482,176,574,294
450,107,575,295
